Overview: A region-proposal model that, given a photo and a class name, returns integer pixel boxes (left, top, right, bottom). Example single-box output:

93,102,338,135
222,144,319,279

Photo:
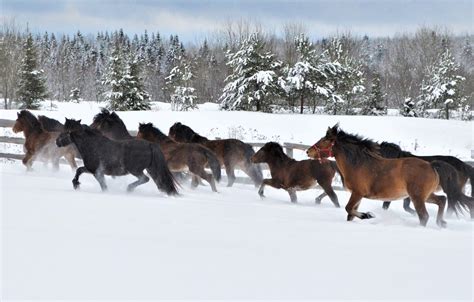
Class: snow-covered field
1,102,473,300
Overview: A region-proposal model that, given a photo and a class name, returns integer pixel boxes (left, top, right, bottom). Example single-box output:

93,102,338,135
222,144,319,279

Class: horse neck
191,134,209,143
332,143,377,176
20,121,42,138
265,154,291,171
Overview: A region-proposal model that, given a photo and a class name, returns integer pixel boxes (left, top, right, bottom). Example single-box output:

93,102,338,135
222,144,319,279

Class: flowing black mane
91,108,132,139
169,122,208,143
38,115,64,132
139,123,171,142
18,110,42,132
262,142,291,161
334,128,382,166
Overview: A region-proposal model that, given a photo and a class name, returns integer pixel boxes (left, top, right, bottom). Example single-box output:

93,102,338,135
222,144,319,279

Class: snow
1,101,473,300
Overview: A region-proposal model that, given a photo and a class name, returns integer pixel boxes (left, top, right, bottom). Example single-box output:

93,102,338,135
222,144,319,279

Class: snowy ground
1,101,473,300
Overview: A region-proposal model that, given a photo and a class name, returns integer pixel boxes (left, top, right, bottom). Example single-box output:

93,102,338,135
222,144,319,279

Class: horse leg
93,170,108,191
287,189,297,203
345,193,374,221
224,162,236,187
410,196,430,227
258,178,282,199
22,152,34,171
65,152,77,170
382,201,391,210
191,175,202,188
318,179,340,207
52,156,60,171
315,192,327,204
72,166,89,190
403,198,416,215
426,194,447,228
127,172,150,192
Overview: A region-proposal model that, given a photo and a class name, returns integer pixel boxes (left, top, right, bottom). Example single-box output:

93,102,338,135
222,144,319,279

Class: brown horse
251,142,340,206
168,122,263,187
12,110,77,170
137,123,221,192
306,124,461,228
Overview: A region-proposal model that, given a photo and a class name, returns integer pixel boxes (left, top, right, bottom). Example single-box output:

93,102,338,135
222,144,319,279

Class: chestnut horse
168,122,263,187
252,142,340,206
12,110,77,170
306,125,463,228
137,123,221,192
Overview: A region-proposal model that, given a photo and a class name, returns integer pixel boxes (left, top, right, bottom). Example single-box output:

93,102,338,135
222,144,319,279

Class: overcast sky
2,0,473,41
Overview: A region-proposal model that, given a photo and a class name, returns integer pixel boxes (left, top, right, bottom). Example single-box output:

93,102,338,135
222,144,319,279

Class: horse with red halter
252,142,340,206
306,124,468,227
12,110,77,171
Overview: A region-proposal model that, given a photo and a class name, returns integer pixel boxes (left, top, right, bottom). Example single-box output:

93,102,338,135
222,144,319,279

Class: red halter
311,142,335,160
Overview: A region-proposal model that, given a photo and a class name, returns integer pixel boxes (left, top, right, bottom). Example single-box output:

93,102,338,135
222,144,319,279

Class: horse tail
430,160,472,216
329,160,344,187
202,147,221,182
148,143,179,196
243,143,263,184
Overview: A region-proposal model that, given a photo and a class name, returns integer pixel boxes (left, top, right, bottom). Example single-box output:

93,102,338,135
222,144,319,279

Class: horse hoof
259,194,265,199
72,181,80,190
361,212,375,219
315,198,322,204
437,220,447,228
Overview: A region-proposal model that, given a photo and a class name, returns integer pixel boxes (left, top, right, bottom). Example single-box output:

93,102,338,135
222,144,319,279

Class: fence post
285,146,294,158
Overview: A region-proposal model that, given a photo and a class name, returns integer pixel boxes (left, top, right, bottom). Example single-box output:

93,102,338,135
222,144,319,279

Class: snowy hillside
1,102,473,300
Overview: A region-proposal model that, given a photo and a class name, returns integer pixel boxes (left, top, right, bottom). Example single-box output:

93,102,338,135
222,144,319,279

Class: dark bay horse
137,123,221,192
38,115,65,132
12,110,77,170
306,125,468,227
169,122,263,187
90,108,134,140
56,119,178,195
251,142,340,206
380,142,473,217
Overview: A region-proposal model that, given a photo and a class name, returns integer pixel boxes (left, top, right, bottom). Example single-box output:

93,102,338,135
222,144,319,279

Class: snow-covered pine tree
69,87,82,103
418,48,468,119
164,56,197,111
102,46,151,110
219,33,282,112
401,98,418,117
360,72,386,115
281,34,332,114
123,57,151,110
323,37,366,115
17,33,48,109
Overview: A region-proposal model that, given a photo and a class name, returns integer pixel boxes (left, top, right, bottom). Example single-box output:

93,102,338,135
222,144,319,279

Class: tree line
1,20,472,119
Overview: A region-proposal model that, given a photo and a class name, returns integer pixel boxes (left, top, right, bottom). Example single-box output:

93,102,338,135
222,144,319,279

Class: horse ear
78,119,81,124
17,112,20,117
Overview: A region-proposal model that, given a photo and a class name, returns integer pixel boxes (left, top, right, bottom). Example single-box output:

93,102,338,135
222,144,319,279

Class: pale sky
2,0,473,40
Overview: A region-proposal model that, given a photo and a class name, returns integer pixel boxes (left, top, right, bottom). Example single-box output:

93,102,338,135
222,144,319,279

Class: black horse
380,142,473,217
56,118,178,195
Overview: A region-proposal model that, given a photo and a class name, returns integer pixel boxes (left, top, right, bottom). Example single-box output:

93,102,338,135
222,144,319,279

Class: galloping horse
56,119,178,195
252,142,340,206
306,125,467,227
379,141,474,216
169,122,263,187
137,123,221,192
12,110,77,170
90,108,134,140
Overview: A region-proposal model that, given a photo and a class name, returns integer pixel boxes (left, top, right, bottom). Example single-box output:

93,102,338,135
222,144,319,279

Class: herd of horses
12,109,474,228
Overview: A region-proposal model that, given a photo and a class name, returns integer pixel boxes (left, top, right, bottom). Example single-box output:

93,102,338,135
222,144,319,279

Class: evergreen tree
164,56,197,111
360,72,386,115
323,37,366,115
102,46,151,110
281,34,333,114
219,33,282,112
401,98,418,117
418,48,468,119
17,33,48,109
69,87,82,103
